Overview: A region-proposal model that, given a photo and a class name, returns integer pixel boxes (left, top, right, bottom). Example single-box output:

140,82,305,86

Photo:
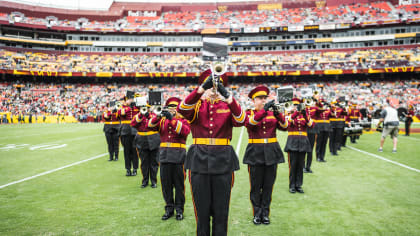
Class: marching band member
348,103,362,143
314,99,331,162
329,100,346,156
118,94,139,176
243,85,287,225
148,97,191,221
285,98,314,194
131,103,161,188
102,102,120,161
304,99,319,173
177,69,245,236
405,105,414,136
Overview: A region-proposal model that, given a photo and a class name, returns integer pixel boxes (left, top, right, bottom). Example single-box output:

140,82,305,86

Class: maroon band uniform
243,85,287,224
177,70,245,236
131,110,161,187
148,97,191,220
103,108,120,161
284,98,314,193
118,104,139,175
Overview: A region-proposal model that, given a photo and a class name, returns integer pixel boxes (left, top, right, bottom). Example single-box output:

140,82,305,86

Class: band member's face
253,96,267,110
204,89,221,100
168,106,177,116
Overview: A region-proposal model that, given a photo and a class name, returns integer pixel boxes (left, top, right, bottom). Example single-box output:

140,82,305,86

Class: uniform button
210,118,213,121
169,131,172,134
263,131,266,134
169,127,172,129
263,126,265,129
263,121,266,124
210,111,213,114
168,136,171,138
210,124,213,127
209,131,213,134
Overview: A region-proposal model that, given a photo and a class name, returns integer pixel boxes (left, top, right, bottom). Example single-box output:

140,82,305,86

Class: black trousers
288,152,305,189
105,131,119,159
316,131,329,161
305,133,316,170
248,164,277,218
405,119,412,135
342,135,348,147
329,127,343,154
160,163,185,214
190,171,233,236
120,134,138,170
138,148,159,185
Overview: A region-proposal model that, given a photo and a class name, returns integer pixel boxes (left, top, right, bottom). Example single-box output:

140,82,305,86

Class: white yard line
399,136,420,141
347,146,420,173
235,127,245,156
0,151,115,189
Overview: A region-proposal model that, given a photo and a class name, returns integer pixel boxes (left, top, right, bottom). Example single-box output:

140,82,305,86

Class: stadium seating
1,48,419,73
2,1,420,31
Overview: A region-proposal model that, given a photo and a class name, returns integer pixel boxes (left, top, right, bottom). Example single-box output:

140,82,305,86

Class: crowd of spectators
1,47,419,73
0,79,418,123
1,2,419,31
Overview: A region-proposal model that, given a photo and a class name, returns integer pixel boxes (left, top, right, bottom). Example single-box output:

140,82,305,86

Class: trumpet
303,98,313,106
272,101,293,113
140,106,148,115
154,106,167,116
210,61,226,92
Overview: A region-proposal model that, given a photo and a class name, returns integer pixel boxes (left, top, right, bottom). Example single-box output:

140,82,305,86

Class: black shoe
306,168,313,173
320,159,327,162
132,169,137,176
253,215,261,225
316,158,321,162
176,212,184,221
337,147,341,151
289,188,296,194
296,187,304,193
126,170,132,176
303,168,309,173
262,216,270,225
114,157,118,161
162,212,174,220
141,183,147,188
108,158,113,161
151,183,157,188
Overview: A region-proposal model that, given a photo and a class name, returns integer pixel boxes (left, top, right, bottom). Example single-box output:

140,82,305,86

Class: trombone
272,101,293,113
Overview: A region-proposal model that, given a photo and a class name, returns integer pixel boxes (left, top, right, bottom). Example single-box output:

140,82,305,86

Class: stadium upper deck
0,1,419,33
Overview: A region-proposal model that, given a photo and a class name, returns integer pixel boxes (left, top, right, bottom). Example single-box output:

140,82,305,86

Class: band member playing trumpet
103,102,120,161
329,100,346,156
304,99,319,173
131,102,161,188
118,94,139,176
244,85,287,225
285,98,314,194
177,69,245,236
348,103,362,143
314,99,332,162
148,97,191,221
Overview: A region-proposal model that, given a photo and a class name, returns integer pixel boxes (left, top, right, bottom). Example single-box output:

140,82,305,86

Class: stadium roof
1,0,272,10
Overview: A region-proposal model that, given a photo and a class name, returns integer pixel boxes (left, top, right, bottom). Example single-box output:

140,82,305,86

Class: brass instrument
210,61,226,93
140,106,148,115
273,101,293,113
303,98,313,106
154,106,168,116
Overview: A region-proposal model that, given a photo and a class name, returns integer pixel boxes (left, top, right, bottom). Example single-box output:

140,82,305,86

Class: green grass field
1,123,419,235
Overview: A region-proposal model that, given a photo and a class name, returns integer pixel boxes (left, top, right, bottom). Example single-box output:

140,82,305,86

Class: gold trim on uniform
233,108,246,123
104,121,119,125
193,138,230,145
252,91,268,99
248,138,277,144
313,120,330,123
288,131,307,136
160,142,186,148
137,131,158,136
175,121,182,134
121,120,131,124
148,118,159,128
278,118,288,129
